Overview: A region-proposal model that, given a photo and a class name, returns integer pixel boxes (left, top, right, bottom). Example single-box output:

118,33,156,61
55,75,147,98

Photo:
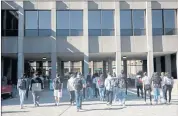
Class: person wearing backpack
163,72,174,104
30,73,43,107
86,74,93,99
104,73,114,106
142,72,152,105
17,74,27,109
113,73,119,102
117,70,127,106
53,75,63,106
98,74,105,101
67,73,76,105
74,72,85,111
135,74,143,98
151,72,162,104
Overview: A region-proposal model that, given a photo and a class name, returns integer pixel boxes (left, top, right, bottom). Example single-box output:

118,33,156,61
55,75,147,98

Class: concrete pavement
1,88,178,116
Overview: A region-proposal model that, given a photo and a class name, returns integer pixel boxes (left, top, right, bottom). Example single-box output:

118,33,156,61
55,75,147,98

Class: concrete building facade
1,0,178,82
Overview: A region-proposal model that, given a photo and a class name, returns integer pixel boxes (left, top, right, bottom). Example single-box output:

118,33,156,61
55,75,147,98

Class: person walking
142,72,152,105
25,75,31,100
53,75,63,106
163,72,174,104
74,73,85,112
117,70,127,106
30,73,43,107
105,73,114,106
113,73,119,102
17,74,27,109
151,72,162,104
86,74,93,99
67,74,75,105
135,74,143,98
92,74,97,98
97,74,105,101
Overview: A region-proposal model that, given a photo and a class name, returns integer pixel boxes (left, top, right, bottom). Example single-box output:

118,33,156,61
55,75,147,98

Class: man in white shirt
142,72,152,105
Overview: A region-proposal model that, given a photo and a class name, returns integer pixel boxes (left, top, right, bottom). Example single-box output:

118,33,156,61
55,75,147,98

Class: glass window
163,10,176,35
39,11,51,36
57,11,69,36
120,10,132,36
101,10,114,36
132,10,145,36
25,11,38,36
88,10,101,36
1,10,18,36
70,10,83,36
152,10,163,35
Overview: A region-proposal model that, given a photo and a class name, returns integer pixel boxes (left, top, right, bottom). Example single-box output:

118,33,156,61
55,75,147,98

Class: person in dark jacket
86,74,93,99
30,73,43,107
151,72,162,104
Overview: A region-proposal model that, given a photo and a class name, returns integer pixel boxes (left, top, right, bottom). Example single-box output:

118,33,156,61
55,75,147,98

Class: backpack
19,79,27,90
54,78,62,90
118,78,126,89
152,77,162,88
74,78,83,91
165,77,173,86
98,77,104,88
137,78,143,86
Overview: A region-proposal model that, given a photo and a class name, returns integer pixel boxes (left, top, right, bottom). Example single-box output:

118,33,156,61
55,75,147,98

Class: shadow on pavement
80,107,125,112
2,111,29,114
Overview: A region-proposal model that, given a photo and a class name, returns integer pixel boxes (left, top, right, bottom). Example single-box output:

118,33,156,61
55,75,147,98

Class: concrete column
83,1,89,78
108,60,113,74
146,1,154,77
156,57,161,74
115,1,122,76
17,2,24,78
51,1,57,79
90,61,94,75
103,61,107,77
68,61,71,72
165,55,172,75
176,52,178,79
57,59,61,76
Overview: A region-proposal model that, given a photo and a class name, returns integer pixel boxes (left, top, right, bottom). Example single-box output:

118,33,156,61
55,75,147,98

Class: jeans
153,88,160,102
113,87,119,101
144,89,152,102
19,89,26,107
106,90,113,104
32,91,41,106
26,88,29,99
83,88,86,99
118,88,126,104
75,90,83,109
69,91,75,104
163,85,172,103
137,85,143,98
99,87,105,100
86,87,92,99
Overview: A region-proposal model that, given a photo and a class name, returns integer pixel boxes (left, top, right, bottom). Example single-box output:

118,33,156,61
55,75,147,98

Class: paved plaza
1,88,178,116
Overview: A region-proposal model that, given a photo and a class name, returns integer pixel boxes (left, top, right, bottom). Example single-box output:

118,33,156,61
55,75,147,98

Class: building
1,0,178,84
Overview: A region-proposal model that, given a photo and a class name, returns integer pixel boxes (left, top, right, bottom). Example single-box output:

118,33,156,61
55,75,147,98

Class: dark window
120,10,145,36
1,10,18,36
152,9,177,36
25,11,51,37
57,10,83,36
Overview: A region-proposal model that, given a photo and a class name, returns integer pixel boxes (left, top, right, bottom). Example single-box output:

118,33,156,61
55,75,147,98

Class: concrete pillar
115,1,122,76
17,2,24,78
91,61,94,75
156,57,161,74
176,52,178,79
57,59,61,76
108,60,113,74
146,1,154,77
103,61,107,77
51,1,57,79
68,61,71,73
165,55,172,75
83,1,89,78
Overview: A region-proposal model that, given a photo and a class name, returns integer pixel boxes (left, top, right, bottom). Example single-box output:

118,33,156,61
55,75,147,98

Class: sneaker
106,102,110,105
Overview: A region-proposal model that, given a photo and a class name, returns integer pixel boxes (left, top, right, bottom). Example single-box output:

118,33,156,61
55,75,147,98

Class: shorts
54,90,62,98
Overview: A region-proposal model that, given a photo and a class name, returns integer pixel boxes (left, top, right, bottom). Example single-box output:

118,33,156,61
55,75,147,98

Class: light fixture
42,57,47,60
123,56,127,59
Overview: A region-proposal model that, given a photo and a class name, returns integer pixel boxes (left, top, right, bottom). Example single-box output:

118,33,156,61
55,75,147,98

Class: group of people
135,72,174,105
17,70,174,112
